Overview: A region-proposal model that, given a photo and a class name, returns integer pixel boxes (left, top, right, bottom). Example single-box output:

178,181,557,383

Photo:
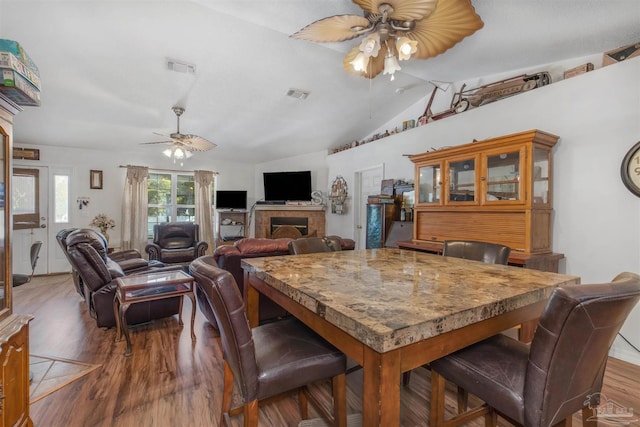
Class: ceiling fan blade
178,135,217,152
409,0,484,60
354,0,438,21
343,45,385,79
292,15,371,42
140,140,174,145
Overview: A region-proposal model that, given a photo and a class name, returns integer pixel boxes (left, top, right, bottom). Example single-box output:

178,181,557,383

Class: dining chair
12,241,42,287
442,239,511,264
429,272,640,427
288,237,334,255
189,258,347,427
403,239,512,385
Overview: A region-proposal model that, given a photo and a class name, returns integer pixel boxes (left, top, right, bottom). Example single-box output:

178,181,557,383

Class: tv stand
216,210,248,247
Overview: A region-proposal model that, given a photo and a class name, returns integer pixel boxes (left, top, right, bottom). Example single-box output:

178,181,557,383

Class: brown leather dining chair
189,257,347,427
288,237,335,255
429,272,640,427
403,239,512,385
442,239,511,265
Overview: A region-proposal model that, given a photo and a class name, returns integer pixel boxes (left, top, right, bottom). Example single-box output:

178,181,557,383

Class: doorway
12,165,72,275
353,164,384,249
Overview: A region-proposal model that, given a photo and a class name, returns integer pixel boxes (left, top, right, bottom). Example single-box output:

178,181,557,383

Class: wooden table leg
187,292,196,341
362,346,401,426
177,295,184,327
119,303,132,357
246,277,259,328
113,295,122,342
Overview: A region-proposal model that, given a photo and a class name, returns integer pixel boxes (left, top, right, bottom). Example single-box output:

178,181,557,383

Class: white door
354,165,384,249
12,166,48,276
12,165,72,275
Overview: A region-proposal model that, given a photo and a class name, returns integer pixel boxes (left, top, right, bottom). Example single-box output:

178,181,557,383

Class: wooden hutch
401,129,563,272
0,94,33,427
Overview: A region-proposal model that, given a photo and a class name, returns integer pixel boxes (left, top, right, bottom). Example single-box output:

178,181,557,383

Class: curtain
194,170,215,254
121,166,149,255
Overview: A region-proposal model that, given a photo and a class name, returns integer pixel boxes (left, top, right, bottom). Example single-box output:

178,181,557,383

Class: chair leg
243,400,259,427
583,406,598,427
332,373,347,427
430,370,447,427
484,407,497,427
402,370,412,386
457,387,468,414
221,361,234,426
298,388,309,420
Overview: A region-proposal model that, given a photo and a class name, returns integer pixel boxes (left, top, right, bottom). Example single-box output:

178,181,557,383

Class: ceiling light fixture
163,144,193,166
292,0,483,80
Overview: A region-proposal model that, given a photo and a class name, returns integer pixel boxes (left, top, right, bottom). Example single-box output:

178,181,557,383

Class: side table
114,270,196,356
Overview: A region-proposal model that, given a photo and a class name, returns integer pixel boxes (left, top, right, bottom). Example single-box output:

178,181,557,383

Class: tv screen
263,171,312,201
216,190,247,210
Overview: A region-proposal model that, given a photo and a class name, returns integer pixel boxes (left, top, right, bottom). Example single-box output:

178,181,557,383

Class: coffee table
113,270,196,356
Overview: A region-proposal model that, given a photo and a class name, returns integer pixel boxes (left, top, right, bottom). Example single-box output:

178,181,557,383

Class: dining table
241,248,580,426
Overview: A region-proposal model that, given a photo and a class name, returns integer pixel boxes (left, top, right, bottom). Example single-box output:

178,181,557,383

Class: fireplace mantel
255,205,325,212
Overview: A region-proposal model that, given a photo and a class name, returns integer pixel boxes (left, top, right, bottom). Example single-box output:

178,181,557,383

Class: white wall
325,57,640,364
13,145,255,248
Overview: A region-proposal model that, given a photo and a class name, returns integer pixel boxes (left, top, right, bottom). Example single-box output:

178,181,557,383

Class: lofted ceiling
0,0,639,164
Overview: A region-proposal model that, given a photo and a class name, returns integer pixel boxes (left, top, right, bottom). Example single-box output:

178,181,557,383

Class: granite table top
242,248,580,353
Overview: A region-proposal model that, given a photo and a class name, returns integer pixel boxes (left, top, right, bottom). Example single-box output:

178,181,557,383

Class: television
263,171,312,202
216,190,247,210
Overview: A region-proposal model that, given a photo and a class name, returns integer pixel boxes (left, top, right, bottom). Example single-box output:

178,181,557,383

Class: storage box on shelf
404,129,563,272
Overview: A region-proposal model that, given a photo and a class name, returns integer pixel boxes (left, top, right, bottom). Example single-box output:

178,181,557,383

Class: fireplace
254,205,326,239
270,217,309,236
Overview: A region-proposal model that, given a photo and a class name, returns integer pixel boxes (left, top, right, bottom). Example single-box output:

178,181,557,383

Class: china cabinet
408,129,558,254
0,94,33,427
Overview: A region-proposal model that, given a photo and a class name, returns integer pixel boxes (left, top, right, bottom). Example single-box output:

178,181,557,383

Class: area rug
29,354,101,403
298,413,362,427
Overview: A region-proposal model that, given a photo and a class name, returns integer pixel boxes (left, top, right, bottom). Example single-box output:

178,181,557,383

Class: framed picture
90,170,103,189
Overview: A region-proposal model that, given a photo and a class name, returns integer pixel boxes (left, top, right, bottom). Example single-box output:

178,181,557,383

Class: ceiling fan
291,0,484,79
142,106,216,162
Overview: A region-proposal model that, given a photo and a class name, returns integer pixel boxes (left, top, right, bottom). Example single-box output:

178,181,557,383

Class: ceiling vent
167,58,196,74
286,88,310,100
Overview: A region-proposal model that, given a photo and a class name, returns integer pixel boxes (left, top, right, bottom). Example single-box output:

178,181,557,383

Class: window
54,174,70,223
147,172,215,238
12,168,39,230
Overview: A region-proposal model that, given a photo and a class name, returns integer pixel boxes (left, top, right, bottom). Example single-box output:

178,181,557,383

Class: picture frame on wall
90,170,103,189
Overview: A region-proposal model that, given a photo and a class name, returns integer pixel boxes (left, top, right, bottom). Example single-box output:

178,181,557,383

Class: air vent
167,58,196,74
286,88,310,100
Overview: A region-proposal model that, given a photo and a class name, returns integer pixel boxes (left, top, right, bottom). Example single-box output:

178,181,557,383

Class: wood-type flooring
12,274,640,427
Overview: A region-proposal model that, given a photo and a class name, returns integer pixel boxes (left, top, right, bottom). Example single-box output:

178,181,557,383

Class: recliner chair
145,222,208,266
65,228,182,328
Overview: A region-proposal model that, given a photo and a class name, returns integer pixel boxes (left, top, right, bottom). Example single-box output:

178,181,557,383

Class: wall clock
621,141,640,197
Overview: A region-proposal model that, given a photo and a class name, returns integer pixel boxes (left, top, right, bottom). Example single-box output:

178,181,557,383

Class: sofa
145,222,209,266
64,228,182,328
194,236,355,331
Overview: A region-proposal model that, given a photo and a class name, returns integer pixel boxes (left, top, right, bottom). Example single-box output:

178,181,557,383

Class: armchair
145,222,208,266
65,228,181,328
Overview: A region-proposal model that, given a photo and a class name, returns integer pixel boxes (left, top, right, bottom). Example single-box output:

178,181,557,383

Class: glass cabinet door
448,157,476,202
484,149,522,202
532,146,551,205
0,130,6,317
418,164,441,204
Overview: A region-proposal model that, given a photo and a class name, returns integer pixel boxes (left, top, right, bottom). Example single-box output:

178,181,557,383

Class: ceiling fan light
359,33,381,57
185,150,193,159
396,37,418,60
163,148,173,157
383,52,401,77
351,52,369,72
174,148,186,159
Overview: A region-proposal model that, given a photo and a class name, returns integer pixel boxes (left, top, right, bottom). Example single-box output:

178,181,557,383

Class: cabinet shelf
216,210,249,247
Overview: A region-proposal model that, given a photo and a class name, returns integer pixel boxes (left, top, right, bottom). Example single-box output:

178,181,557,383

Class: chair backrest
153,222,199,249
288,237,333,255
189,257,259,402
524,272,640,427
29,241,43,272
65,228,120,292
442,240,510,265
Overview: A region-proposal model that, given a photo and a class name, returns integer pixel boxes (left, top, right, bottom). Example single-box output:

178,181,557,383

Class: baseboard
609,337,640,366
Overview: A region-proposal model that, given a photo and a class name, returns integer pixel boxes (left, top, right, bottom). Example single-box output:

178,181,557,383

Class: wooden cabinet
409,130,557,254
0,94,33,427
216,210,248,247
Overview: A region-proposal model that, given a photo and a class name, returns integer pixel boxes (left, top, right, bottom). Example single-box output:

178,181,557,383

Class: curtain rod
119,165,218,175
